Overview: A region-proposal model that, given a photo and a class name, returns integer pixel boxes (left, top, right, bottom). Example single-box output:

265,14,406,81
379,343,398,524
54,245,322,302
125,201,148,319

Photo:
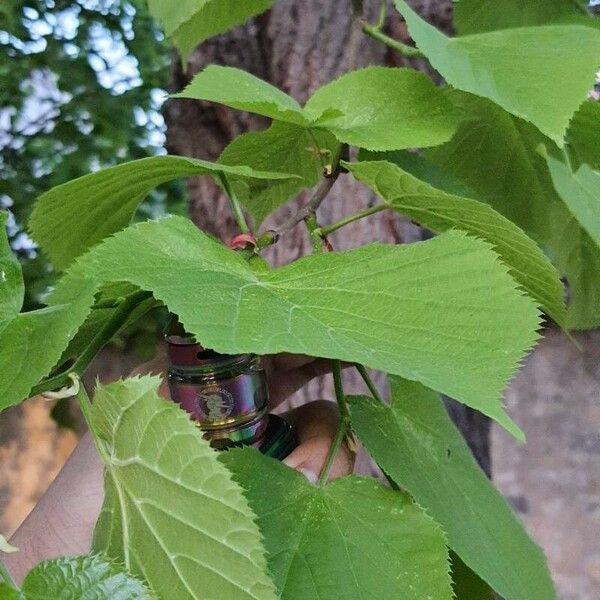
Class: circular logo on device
196,386,235,422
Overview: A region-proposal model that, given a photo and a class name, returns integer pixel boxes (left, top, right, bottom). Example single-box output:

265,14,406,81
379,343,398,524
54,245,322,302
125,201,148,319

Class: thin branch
274,173,340,237
355,363,384,404
274,143,348,238
317,204,387,236
318,360,350,485
362,23,424,58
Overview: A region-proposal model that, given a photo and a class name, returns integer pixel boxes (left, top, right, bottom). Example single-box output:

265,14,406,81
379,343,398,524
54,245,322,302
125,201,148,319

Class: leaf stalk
362,22,424,58
218,172,251,235
318,360,351,485
30,290,153,396
316,204,387,237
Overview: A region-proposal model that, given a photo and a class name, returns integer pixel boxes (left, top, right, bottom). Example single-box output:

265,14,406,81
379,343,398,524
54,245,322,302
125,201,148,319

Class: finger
262,353,316,377
283,437,355,484
268,358,333,408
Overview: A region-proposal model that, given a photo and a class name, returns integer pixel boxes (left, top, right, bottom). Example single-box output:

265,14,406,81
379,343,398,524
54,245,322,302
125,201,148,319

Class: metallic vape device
166,334,296,460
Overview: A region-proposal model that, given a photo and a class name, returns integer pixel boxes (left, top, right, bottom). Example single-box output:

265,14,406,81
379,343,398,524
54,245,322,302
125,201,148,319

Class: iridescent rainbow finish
166,336,295,458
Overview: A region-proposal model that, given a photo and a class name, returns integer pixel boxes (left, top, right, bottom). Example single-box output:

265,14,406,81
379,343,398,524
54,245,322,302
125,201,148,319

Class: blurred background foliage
0,0,185,314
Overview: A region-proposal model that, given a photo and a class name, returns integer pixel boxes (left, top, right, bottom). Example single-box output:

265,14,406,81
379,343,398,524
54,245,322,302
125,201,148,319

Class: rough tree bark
163,0,493,472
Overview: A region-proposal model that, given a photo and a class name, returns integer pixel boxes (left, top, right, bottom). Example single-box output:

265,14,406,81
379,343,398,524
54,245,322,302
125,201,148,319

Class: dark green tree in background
0,0,182,309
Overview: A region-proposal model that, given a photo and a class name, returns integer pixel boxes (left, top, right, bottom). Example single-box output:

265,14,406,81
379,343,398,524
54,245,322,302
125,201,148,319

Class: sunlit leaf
348,377,555,600
427,93,600,329
49,216,541,437
219,122,340,226
566,101,600,170
148,0,275,62
346,159,566,325
18,555,152,600
29,155,297,270
173,65,309,125
454,0,593,34
394,0,600,145
222,449,453,600
304,66,460,150
91,376,276,600
0,212,23,324
546,155,600,248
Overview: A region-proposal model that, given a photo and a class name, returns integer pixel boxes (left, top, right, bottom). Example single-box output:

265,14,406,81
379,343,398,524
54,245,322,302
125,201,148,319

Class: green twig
355,363,384,404
274,144,347,238
218,172,251,234
362,23,424,58
317,204,387,237
304,213,325,254
31,290,152,396
376,0,387,28
318,361,349,485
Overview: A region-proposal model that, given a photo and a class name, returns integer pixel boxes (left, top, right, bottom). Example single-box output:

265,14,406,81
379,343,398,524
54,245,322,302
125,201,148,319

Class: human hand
4,351,353,582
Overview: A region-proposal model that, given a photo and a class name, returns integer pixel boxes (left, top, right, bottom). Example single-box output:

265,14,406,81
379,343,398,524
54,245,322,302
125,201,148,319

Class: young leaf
148,0,275,63
347,377,555,600
427,94,600,329
393,0,600,145
173,65,309,125
0,212,23,325
219,122,340,226
29,155,298,270
546,155,600,248
566,101,600,170
222,449,453,600
345,159,566,325
91,376,277,600
54,216,542,437
18,555,152,600
304,67,460,150
454,0,592,34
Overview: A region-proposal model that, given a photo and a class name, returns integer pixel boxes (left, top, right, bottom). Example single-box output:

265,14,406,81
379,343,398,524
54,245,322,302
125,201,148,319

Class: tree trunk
161,0,496,470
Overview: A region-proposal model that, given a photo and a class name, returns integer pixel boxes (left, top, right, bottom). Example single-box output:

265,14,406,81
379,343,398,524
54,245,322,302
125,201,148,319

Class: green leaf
454,0,591,34
29,155,297,270
347,378,555,600
19,555,152,600
219,122,340,226
0,212,23,325
173,65,309,125
427,94,600,329
90,376,276,600
546,155,600,248
304,66,460,150
178,66,460,152
450,553,495,600
358,149,477,198
0,272,96,412
566,101,600,170
393,0,600,145
0,583,18,599
52,216,541,437
148,0,274,62
345,159,566,325
222,449,453,600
